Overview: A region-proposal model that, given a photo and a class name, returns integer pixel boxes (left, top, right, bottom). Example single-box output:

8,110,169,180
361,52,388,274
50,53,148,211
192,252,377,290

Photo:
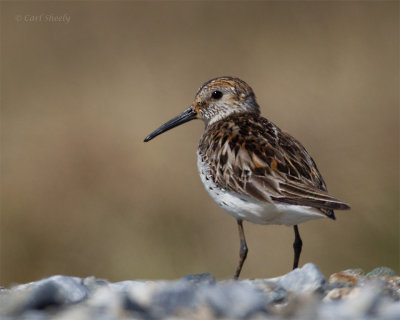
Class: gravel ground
1,263,399,320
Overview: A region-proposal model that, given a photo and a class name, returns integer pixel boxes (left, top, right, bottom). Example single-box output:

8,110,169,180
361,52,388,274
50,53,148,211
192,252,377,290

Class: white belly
196,153,325,226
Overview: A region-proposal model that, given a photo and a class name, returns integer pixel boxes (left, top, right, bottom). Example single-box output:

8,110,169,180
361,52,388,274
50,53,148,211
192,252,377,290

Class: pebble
0,264,398,320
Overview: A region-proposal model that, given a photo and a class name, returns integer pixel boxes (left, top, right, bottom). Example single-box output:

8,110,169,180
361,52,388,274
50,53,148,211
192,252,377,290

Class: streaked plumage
144,76,350,278
197,112,348,225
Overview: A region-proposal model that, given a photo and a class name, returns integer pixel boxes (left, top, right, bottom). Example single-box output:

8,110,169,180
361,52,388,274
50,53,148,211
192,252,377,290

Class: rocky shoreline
1,263,399,319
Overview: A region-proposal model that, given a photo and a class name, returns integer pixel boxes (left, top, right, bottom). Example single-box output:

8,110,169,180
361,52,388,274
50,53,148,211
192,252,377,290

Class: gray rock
181,272,216,285
0,275,89,317
150,281,198,316
379,300,400,320
242,278,289,304
1,265,400,320
82,276,109,291
201,281,268,319
109,280,149,293
27,276,88,308
320,280,386,319
366,267,397,278
271,263,326,293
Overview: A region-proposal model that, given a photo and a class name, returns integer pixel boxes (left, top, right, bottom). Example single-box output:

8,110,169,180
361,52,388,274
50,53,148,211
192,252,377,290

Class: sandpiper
144,77,350,279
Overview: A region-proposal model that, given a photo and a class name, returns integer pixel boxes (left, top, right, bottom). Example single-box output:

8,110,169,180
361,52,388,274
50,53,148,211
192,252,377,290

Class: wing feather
198,113,350,216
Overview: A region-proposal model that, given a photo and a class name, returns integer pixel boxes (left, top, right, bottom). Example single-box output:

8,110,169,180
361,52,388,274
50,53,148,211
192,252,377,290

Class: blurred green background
1,1,398,286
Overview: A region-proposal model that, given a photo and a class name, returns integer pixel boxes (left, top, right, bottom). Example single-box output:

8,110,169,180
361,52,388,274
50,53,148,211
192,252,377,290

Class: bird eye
211,90,223,100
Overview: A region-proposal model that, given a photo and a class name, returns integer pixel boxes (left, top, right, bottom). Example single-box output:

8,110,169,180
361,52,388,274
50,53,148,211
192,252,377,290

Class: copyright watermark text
15,13,71,24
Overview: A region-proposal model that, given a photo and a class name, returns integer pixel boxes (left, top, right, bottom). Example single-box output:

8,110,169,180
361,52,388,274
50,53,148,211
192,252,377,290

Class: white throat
206,107,238,126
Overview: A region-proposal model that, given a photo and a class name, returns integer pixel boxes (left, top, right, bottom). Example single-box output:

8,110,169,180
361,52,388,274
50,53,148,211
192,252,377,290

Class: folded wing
199,114,350,217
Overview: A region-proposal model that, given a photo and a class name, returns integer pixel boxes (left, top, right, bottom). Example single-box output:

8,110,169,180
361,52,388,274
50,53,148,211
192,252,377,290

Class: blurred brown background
1,1,398,286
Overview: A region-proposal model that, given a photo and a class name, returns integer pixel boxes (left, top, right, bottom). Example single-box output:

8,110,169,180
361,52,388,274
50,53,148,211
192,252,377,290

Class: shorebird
144,77,350,279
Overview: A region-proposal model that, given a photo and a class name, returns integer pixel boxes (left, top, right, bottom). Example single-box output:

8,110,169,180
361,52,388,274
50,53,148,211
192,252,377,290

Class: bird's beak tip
143,106,197,143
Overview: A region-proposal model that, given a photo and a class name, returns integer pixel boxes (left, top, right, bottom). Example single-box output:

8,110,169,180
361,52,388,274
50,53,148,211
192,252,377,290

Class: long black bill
144,106,197,142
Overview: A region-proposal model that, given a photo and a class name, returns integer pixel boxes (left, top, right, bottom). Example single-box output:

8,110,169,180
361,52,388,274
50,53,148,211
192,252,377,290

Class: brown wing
198,113,350,217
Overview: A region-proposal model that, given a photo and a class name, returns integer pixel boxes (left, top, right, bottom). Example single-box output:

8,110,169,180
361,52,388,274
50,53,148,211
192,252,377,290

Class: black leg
293,225,302,269
234,219,248,279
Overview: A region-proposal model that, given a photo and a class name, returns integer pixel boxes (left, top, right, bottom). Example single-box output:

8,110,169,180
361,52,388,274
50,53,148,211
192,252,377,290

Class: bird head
144,77,259,142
